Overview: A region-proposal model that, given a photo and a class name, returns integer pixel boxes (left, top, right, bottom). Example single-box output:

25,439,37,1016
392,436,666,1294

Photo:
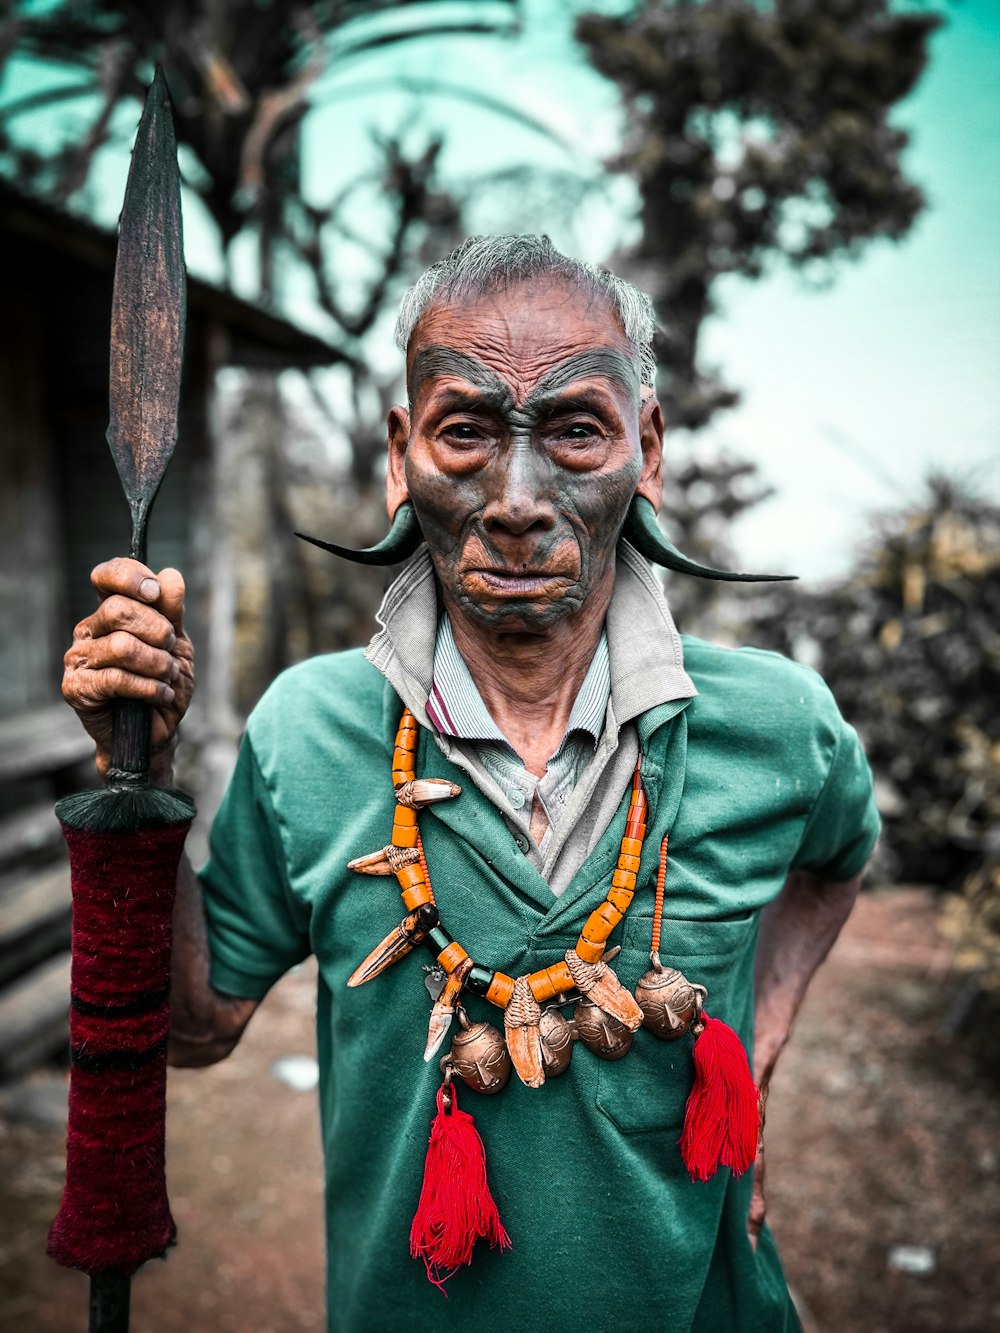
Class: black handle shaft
90,1272,130,1333
109,698,152,781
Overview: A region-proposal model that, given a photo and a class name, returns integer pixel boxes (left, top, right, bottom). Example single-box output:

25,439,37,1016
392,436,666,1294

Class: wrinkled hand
62,558,194,780
747,1083,768,1250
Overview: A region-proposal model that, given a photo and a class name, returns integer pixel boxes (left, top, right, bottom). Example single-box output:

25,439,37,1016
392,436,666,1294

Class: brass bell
539,1007,575,1077
573,997,633,1061
634,960,705,1041
449,1015,512,1095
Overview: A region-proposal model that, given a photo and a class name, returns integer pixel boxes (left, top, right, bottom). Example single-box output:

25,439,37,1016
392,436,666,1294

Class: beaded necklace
346,706,759,1287
348,708,655,1081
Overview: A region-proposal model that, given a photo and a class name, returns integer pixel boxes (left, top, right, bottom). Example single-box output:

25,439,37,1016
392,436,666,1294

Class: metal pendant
634,960,706,1041
449,1014,512,1095
539,1007,575,1077
574,997,634,1061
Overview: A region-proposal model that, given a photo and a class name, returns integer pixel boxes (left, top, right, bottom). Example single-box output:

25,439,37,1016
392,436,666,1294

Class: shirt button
508,789,526,810
514,833,530,853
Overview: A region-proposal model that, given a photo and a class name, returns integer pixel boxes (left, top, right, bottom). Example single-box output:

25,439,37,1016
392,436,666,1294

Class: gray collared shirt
365,541,696,897
426,613,610,860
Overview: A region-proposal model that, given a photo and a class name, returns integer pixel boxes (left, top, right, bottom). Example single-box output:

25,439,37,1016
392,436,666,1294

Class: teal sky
2,0,997,581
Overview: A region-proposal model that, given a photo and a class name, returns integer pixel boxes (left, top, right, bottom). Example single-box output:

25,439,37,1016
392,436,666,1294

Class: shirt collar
364,540,696,732
426,613,610,749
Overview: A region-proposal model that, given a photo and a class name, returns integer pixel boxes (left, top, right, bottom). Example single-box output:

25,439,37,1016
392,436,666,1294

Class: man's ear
636,393,664,511
386,406,410,519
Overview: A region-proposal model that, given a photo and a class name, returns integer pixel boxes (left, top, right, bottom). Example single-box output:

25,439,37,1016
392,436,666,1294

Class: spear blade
107,64,186,562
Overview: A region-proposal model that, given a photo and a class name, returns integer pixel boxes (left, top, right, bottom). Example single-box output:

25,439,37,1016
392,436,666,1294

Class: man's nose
482,445,557,537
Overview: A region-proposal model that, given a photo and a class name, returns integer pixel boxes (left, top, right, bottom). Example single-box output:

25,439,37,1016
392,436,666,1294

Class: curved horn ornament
620,496,796,583
295,500,424,567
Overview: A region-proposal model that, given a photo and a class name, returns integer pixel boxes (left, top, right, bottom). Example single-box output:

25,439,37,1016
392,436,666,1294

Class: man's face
387,277,663,634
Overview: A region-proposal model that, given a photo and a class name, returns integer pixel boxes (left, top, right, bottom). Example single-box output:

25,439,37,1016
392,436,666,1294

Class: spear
47,68,193,1333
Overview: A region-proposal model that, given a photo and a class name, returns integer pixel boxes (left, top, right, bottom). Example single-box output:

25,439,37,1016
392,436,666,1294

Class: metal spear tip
107,63,185,559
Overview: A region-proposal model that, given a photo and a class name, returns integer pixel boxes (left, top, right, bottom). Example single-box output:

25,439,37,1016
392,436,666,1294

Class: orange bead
580,900,624,947
607,883,634,913
574,937,605,964
612,868,637,891
391,823,418,848
401,884,434,910
394,805,417,827
437,941,470,974
527,962,574,1003
395,862,425,890
618,853,641,873
620,836,643,858
485,972,515,1008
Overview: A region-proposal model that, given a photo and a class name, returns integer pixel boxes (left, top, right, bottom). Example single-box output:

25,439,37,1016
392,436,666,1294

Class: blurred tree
577,0,941,430
658,450,776,632
0,1,519,311
745,477,1000,889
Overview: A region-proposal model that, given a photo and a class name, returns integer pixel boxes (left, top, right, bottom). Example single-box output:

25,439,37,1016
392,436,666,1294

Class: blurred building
0,180,344,1078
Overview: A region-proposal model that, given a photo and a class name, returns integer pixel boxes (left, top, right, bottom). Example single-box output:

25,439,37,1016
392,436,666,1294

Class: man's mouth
468,568,569,595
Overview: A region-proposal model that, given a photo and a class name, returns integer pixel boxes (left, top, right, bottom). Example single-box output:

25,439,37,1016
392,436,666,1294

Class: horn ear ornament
620,497,796,583
295,500,424,567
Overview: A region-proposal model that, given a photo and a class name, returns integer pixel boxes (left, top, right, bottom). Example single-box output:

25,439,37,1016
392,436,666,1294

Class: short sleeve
791,716,880,881
199,732,311,998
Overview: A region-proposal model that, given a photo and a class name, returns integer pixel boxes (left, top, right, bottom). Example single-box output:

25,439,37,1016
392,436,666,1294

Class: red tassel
410,1081,511,1290
680,1013,760,1182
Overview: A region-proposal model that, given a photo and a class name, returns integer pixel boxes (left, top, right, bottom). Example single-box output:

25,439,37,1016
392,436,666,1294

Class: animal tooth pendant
538,1007,575,1077
394,779,461,809
565,948,643,1031
347,844,421,876
450,1010,512,1094
348,903,439,987
574,997,634,1061
634,956,707,1041
424,957,473,1062
504,976,545,1088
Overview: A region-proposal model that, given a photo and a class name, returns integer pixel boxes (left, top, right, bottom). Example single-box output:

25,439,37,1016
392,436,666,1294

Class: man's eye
441,423,483,442
560,422,601,442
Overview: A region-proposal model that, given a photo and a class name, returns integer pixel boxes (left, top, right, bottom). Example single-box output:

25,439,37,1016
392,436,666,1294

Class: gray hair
394,234,656,384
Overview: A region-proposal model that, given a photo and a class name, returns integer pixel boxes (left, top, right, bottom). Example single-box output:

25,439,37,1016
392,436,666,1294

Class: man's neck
444,572,613,778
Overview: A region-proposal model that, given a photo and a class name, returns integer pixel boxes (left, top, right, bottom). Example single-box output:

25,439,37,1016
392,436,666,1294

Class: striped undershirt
426,615,610,854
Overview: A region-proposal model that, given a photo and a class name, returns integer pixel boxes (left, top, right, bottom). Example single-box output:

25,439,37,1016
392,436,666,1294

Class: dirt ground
1,886,998,1332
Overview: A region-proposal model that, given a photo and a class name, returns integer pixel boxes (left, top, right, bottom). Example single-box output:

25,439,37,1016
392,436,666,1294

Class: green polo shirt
201,605,878,1332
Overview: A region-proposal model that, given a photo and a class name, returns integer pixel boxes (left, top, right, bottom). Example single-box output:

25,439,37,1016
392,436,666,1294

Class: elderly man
63,236,879,1332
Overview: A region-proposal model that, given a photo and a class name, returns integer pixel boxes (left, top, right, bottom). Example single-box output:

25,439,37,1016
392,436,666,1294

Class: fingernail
139,578,160,601
166,631,177,651
162,684,175,703
169,660,181,682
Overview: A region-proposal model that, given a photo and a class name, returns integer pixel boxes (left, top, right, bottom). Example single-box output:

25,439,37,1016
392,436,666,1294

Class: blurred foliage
0,1,521,384
732,477,1000,891
658,451,776,633
577,0,941,429
941,859,1000,998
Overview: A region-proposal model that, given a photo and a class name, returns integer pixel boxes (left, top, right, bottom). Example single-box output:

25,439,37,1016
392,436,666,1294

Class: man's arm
168,852,259,1067
748,866,864,1245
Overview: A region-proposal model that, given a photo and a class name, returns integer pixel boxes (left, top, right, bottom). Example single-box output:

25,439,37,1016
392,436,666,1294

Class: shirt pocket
593,910,759,1136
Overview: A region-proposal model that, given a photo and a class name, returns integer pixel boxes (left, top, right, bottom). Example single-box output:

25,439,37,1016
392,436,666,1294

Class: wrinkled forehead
404,278,641,409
